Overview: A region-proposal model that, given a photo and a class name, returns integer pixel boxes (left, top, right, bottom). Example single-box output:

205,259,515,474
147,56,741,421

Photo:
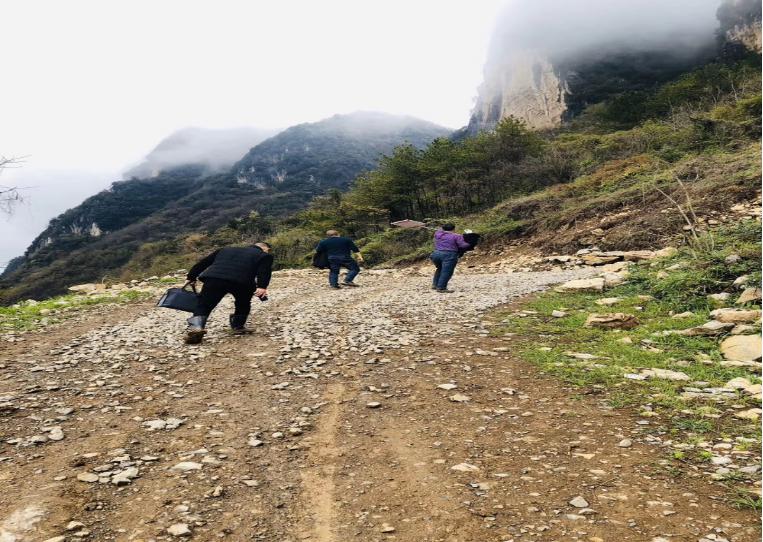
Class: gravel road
0,267,759,541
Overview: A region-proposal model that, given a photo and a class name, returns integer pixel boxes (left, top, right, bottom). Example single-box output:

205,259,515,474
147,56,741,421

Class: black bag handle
182,281,198,294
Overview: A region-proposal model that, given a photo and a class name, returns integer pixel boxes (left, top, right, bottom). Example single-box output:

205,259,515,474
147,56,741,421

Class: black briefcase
156,282,199,312
312,251,329,269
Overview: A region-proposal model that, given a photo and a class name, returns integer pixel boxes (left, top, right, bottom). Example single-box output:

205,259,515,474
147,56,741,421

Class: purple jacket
434,230,470,252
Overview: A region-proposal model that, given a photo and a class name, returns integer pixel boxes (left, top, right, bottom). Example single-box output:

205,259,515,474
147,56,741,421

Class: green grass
0,290,150,332
492,223,761,478
729,489,763,511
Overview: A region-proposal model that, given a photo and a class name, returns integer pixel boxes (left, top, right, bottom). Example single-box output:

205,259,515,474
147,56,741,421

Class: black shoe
229,314,249,335
431,285,437,290
342,281,359,287
330,285,341,289
185,315,207,344
436,288,455,294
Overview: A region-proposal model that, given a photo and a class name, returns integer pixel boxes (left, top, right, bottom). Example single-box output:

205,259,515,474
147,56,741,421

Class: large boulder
602,272,628,288
653,247,678,258
710,308,762,324
622,250,657,262
720,335,762,362
68,283,99,293
707,292,732,307
675,320,735,337
555,278,605,293
585,313,639,330
581,253,622,266
737,287,762,305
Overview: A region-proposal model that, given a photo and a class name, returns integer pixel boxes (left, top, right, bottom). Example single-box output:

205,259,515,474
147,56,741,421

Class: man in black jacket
315,230,363,289
184,242,273,344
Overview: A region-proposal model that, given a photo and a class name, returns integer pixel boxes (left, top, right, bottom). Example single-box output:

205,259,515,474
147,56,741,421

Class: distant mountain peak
123,126,278,179
234,112,450,189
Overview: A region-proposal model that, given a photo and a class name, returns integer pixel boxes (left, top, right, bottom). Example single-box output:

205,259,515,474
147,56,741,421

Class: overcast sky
0,0,506,268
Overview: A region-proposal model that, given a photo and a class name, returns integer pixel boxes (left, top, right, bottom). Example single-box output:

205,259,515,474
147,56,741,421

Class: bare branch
0,155,29,215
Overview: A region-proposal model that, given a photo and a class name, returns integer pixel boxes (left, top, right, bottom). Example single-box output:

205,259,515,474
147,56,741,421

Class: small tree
0,156,26,215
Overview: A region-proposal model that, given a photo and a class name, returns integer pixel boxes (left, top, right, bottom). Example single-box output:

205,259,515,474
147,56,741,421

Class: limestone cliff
718,0,762,54
467,51,568,132
467,0,730,134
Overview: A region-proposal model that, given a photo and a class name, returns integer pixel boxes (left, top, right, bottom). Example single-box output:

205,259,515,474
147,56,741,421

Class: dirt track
0,267,759,542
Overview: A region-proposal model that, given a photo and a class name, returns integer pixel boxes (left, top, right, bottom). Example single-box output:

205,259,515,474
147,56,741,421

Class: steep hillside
0,113,449,302
123,126,277,179
262,50,761,269
233,112,451,191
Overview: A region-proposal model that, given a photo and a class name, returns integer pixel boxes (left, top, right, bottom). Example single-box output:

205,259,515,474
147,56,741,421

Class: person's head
441,223,455,231
254,241,272,253
326,229,340,237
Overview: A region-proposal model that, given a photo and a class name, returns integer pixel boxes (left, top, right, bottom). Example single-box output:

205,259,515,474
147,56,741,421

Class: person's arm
254,254,274,296
187,250,219,281
455,234,471,250
315,239,326,253
348,240,364,262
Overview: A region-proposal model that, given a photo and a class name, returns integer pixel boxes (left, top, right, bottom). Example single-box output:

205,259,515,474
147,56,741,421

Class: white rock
47,427,64,441
450,463,480,472
639,368,690,381
569,496,589,508
167,523,192,537
735,408,762,420
720,335,762,362
555,278,605,293
737,287,761,304
77,472,99,483
711,308,761,323
112,467,139,485
171,461,202,472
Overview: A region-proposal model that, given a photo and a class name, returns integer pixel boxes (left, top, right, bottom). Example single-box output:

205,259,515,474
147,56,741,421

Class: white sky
0,0,506,267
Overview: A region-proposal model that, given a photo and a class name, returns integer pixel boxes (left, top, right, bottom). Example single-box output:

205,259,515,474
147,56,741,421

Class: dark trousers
431,250,459,289
328,256,360,286
194,278,253,318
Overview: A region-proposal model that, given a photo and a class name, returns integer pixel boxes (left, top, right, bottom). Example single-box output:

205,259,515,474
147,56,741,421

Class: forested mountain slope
0,113,449,302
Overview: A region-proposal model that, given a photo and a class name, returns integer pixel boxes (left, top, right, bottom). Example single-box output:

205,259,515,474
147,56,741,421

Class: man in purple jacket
431,223,471,293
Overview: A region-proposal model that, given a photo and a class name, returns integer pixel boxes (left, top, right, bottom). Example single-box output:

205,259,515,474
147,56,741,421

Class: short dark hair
441,223,455,231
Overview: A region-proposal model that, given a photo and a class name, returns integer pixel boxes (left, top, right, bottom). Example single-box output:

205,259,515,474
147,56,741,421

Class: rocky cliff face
467,51,568,132
718,0,762,54
467,0,730,134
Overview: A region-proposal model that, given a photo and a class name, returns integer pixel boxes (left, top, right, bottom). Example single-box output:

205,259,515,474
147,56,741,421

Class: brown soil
0,269,759,542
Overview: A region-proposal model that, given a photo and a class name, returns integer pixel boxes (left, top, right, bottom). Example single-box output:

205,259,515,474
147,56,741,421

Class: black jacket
458,232,481,257
187,246,273,289
315,236,359,258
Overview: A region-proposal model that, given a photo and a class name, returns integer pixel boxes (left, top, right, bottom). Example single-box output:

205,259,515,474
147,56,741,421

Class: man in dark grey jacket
315,230,363,289
184,242,273,344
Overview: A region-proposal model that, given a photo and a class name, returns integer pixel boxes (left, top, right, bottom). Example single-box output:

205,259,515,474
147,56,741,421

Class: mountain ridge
123,126,278,179
0,112,450,302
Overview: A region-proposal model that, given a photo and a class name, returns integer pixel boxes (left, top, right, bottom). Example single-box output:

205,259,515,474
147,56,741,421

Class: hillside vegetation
70,52,762,281
1,50,759,303
0,113,448,303
258,55,761,267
